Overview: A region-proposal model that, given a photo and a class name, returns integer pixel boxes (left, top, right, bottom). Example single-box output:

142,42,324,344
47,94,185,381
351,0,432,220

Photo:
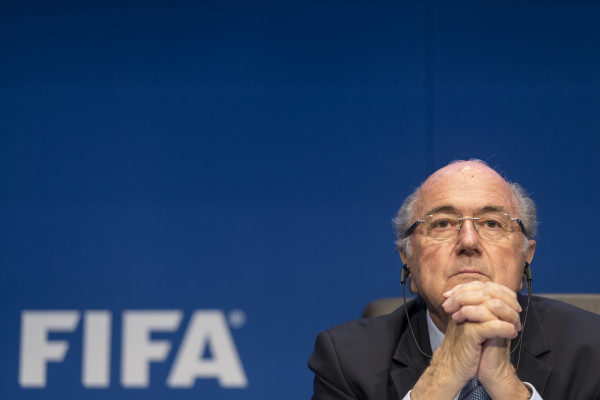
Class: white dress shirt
401,310,543,400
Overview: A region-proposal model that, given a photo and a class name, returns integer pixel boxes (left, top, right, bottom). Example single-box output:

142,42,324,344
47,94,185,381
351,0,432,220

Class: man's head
393,160,537,317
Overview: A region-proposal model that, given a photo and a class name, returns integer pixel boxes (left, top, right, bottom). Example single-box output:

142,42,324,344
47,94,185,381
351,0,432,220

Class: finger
475,320,519,341
442,286,460,298
443,288,522,316
442,281,484,298
480,281,518,301
451,301,521,331
482,298,522,330
451,281,510,299
451,305,496,323
494,282,519,300
442,291,491,313
480,284,521,313
444,282,521,314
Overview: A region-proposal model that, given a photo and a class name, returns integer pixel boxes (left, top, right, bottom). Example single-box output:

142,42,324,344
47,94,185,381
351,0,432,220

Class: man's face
401,163,536,314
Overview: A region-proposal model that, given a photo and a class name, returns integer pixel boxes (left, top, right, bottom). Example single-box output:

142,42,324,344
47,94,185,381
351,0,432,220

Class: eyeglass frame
404,213,527,239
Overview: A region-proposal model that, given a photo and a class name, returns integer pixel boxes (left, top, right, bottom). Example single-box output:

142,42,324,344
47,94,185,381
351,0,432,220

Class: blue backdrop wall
2,1,599,399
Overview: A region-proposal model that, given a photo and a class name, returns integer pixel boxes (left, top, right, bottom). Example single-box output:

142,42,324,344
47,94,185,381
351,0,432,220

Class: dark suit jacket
308,295,600,399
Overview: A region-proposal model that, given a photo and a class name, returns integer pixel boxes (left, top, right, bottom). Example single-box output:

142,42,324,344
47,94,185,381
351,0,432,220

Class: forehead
415,163,517,216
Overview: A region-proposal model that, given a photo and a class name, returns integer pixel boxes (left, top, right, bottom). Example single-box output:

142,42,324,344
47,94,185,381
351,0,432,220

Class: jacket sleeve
308,330,358,400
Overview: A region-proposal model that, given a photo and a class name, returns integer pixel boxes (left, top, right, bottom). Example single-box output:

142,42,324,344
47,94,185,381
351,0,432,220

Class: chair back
362,293,600,318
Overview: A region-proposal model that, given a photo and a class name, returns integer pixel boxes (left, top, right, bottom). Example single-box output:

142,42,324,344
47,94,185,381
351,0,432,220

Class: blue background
1,1,599,399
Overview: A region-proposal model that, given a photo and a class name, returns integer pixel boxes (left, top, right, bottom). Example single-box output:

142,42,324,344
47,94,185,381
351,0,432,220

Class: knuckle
466,282,481,291
489,319,508,330
484,299,504,314
460,305,474,316
453,283,465,292
488,298,503,309
482,285,495,296
455,291,467,300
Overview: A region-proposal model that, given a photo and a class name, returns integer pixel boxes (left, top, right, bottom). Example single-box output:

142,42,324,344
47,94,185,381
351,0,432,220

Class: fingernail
443,290,452,297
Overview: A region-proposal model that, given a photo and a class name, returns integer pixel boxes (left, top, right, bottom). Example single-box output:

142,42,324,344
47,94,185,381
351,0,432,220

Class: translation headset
400,262,533,369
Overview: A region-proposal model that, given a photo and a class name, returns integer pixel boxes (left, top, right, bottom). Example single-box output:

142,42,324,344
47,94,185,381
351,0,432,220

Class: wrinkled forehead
415,162,517,217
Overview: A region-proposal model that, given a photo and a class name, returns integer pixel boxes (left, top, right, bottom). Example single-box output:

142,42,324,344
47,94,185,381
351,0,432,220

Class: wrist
481,367,531,400
411,359,463,400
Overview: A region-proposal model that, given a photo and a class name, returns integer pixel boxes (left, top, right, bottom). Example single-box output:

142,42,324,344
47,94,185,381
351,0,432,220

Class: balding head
415,161,519,219
393,159,537,258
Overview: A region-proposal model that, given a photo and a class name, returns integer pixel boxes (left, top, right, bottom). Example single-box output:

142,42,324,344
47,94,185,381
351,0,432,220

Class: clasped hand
441,281,521,386
411,281,530,400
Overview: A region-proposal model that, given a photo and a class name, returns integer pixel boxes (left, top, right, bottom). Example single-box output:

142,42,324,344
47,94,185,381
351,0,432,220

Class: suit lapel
513,294,552,395
389,297,432,397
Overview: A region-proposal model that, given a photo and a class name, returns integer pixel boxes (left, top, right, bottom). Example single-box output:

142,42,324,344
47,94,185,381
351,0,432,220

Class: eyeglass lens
423,212,514,241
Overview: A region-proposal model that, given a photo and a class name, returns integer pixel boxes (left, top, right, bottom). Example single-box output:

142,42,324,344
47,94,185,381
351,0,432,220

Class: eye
432,219,453,229
480,218,503,229
486,220,498,228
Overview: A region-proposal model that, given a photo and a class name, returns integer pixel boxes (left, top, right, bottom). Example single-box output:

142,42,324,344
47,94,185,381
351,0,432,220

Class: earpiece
401,264,410,285
523,262,532,283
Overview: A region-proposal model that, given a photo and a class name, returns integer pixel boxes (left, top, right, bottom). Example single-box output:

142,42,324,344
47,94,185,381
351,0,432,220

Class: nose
456,218,482,256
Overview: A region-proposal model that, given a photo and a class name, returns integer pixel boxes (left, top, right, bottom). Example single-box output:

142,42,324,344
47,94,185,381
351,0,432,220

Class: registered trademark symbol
227,309,246,329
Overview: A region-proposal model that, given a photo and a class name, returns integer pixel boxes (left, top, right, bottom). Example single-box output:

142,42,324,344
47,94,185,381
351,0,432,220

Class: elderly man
308,160,600,400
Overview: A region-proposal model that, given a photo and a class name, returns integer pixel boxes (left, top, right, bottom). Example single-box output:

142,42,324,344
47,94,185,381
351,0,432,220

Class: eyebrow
477,205,508,214
423,205,461,215
423,205,509,216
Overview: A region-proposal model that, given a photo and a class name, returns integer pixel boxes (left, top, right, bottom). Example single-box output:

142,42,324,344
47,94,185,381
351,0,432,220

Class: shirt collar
426,309,445,353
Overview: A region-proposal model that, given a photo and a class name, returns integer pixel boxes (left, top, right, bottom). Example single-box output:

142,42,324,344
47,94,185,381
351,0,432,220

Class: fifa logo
19,309,248,388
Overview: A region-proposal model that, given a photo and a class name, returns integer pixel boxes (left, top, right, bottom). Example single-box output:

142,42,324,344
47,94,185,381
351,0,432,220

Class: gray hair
392,159,537,257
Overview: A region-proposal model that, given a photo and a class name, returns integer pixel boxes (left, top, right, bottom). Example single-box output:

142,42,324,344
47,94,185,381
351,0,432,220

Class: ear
398,245,420,293
526,239,536,265
518,239,536,291
398,246,408,265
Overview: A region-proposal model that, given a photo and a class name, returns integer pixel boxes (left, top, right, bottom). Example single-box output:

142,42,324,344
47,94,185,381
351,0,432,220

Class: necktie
457,377,491,400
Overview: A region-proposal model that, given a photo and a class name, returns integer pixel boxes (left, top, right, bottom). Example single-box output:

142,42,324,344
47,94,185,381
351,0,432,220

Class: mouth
451,270,489,278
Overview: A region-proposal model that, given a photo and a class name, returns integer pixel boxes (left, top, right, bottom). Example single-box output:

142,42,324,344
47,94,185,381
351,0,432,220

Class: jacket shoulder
324,308,406,362
528,296,600,398
531,295,600,341
308,300,418,399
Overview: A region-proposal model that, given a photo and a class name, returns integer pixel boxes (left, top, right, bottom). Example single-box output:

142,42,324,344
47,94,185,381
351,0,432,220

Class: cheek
413,244,450,283
491,247,524,288
420,243,450,267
